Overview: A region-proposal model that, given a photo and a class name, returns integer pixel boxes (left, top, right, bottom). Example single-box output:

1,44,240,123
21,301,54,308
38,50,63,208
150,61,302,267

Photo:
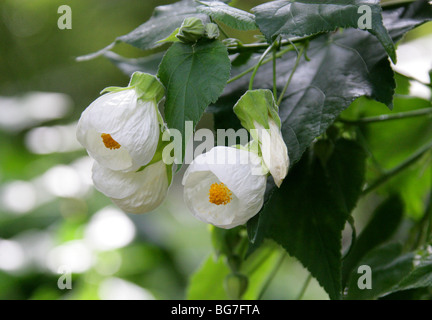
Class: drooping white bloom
92,160,172,214
233,89,290,188
254,119,289,188
76,88,160,172
182,146,267,229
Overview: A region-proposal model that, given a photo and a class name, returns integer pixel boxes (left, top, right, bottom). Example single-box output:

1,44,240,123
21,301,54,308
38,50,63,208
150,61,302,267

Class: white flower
76,88,161,172
182,146,267,229
92,160,171,214
254,119,289,187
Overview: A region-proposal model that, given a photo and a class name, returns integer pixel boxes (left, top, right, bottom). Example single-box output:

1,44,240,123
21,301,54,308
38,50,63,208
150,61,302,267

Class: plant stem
395,71,432,88
381,0,416,8
273,48,278,100
340,107,432,125
296,274,312,300
362,140,432,196
257,250,286,300
423,168,432,245
218,24,230,39
277,45,305,106
227,35,316,54
227,46,294,85
249,42,277,91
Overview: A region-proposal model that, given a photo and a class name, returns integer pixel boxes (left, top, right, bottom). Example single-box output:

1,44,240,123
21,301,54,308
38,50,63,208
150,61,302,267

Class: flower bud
176,17,206,43
205,23,220,39
234,89,289,187
224,273,248,300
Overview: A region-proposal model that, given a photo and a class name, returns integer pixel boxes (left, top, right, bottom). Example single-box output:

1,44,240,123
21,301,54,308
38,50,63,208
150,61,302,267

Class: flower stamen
101,133,121,150
209,182,232,205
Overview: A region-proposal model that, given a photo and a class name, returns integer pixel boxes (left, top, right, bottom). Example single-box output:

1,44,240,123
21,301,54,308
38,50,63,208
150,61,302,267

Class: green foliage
342,195,404,286
187,245,279,299
118,0,209,50
393,248,432,292
248,139,367,299
5,0,432,301
196,1,258,31
252,0,396,62
187,254,231,299
158,39,231,156
346,243,414,299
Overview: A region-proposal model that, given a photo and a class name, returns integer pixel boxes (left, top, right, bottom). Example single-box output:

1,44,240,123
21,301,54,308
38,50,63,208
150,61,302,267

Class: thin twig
362,140,432,195
395,71,432,88
249,42,277,90
257,250,286,300
277,45,305,106
273,48,278,100
227,46,295,84
296,274,312,300
340,108,432,125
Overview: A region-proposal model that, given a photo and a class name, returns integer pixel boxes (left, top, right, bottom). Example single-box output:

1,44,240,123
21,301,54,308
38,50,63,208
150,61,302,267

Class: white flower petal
255,120,289,187
76,89,160,171
92,161,170,214
182,146,267,229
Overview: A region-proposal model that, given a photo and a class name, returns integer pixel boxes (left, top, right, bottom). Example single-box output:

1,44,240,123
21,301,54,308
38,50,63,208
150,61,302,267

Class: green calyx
176,17,206,43
175,18,220,43
233,89,281,133
100,72,165,103
205,23,220,39
136,132,170,173
128,72,165,103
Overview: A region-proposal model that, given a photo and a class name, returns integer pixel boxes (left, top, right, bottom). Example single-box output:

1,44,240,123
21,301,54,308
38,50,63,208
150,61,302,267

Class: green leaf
248,139,367,300
252,0,396,63
345,243,414,300
240,245,280,300
342,93,432,219
187,254,230,299
156,28,181,44
392,249,432,292
187,245,280,300
77,0,209,60
118,0,208,50
342,195,404,286
197,0,258,31
215,1,432,170
104,52,164,77
158,39,231,159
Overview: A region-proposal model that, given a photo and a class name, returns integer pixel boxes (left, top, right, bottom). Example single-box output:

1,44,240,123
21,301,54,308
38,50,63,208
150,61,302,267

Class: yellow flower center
208,182,232,206
101,133,121,150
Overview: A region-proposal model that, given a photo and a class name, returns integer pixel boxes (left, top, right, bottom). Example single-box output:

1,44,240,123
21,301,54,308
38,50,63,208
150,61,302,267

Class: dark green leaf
252,0,396,62
346,243,414,300
158,39,231,157
342,195,404,286
393,249,432,292
215,0,432,168
104,52,164,77
341,95,432,218
77,0,208,60
197,1,258,31
118,0,208,50
248,139,367,300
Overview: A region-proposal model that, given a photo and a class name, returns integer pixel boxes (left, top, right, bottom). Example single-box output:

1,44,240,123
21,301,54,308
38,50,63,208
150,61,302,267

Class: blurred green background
0,0,431,300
